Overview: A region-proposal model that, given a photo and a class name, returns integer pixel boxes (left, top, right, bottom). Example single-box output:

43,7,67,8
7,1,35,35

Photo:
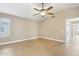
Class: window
76,23,79,32
0,17,11,37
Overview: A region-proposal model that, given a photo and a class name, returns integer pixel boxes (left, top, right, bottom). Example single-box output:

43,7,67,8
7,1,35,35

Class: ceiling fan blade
46,6,53,11
47,12,54,15
33,13,39,16
33,8,40,12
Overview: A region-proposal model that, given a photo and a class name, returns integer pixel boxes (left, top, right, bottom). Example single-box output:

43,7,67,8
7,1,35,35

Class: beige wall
39,7,79,41
0,13,37,43
0,7,79,43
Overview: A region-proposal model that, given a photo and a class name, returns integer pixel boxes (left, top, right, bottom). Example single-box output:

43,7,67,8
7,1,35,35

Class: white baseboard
40,36,66,43
0,36,65,46
0,37,38,46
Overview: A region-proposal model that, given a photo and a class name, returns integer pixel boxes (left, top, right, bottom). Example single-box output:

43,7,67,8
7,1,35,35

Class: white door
65,19,72,42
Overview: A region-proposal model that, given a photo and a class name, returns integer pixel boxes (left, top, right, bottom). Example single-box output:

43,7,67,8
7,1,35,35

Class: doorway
66,17,79,42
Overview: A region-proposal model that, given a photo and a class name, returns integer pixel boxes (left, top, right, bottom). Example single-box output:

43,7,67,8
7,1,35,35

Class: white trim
0,37,38,46
40,36,66,43
0,36,65,46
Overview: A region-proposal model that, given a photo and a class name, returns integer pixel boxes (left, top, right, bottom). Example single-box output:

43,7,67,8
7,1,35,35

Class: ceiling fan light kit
40,10,46,16
33,3,55,18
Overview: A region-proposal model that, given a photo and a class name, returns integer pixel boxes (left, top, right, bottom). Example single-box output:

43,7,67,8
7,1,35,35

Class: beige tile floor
0,38,79,56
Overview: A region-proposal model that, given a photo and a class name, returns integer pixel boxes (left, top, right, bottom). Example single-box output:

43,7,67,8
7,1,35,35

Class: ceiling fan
33,3,55,18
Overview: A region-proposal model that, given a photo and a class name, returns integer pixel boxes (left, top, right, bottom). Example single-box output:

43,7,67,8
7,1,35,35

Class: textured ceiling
0,3,79,20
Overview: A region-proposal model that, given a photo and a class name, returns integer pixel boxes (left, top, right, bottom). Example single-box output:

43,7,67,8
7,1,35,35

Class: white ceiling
0,3,79,20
